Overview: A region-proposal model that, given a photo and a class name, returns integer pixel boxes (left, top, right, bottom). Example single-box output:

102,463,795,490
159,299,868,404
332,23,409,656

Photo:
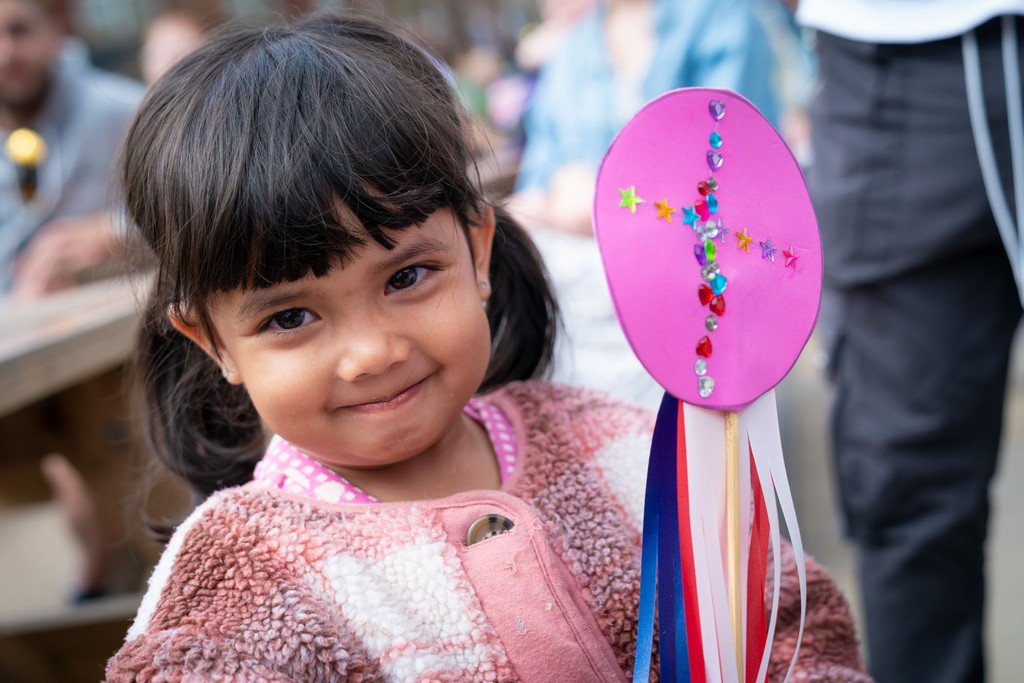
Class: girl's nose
335,322,411,383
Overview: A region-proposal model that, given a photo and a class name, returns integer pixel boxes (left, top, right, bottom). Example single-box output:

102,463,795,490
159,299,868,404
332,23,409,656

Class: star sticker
654,197,676,222
783,244,799,269
618,186,643,213
682,205,699,226
736,226,753,252
760,237,777,263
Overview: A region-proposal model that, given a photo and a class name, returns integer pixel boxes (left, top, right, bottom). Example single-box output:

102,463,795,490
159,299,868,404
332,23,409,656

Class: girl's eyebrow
372,234,452,275
235,289,307,323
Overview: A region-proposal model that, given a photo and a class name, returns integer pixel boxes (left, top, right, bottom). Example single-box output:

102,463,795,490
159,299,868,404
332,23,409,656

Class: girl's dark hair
125,11,558,500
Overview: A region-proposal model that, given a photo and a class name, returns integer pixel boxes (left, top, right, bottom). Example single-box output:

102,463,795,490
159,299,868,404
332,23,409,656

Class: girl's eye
267,308,311,331
387,266,428,292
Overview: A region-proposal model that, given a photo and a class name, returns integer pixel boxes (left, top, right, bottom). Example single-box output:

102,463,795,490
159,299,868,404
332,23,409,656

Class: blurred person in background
513,0,594,74
139,8,213,86
507,0,779,410
448,2,596,185
511,0,777,237
799,2,1024,681
0,0,142,301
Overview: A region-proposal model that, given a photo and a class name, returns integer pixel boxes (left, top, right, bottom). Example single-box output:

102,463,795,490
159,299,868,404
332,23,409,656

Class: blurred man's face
0,0,61,112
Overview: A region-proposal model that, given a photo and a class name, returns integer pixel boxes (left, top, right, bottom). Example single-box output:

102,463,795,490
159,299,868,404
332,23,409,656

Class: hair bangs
126,15,480,308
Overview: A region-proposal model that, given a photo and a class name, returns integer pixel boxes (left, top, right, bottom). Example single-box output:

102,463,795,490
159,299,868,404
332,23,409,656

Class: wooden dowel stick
725,410,744,682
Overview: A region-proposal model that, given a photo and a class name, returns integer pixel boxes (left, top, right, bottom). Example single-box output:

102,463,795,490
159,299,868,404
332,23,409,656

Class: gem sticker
784,244,799,269
618,186,643,212
655,198,676,222
709,100,726,121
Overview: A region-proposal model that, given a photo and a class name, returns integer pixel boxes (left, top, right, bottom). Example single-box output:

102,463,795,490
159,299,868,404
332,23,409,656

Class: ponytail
480,205,559,392
135,290,265,501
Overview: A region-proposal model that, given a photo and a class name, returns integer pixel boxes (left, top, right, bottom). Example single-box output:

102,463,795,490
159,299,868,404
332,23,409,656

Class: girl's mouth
347,376,428,413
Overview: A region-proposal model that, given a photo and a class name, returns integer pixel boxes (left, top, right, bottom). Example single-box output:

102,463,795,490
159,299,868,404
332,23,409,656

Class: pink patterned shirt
252,397,518,504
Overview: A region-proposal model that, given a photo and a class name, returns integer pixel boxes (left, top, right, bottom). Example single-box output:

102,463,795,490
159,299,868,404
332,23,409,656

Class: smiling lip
346,377,428,413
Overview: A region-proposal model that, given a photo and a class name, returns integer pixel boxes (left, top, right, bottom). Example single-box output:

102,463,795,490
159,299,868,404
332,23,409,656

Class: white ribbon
683,390,806,682
746,390,806,682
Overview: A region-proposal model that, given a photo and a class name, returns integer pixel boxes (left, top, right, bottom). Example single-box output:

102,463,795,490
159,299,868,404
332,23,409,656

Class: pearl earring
221,366,229,379
479,279,490,309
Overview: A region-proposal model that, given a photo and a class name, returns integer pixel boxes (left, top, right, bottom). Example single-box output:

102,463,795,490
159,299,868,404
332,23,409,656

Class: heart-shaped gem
705,240,717,262
707,151,723,171
698,284,714,305
710,294,725,316
696,335,713,358
695,200,710,221
711,273,728,295
709,100,726,121
694,243,708,266
697,180,710,196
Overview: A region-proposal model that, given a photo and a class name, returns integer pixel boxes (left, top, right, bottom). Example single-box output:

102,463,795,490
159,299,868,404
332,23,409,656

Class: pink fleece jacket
106,381,869,682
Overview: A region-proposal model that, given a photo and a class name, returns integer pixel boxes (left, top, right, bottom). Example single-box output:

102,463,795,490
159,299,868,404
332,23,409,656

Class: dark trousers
810,18,1024,683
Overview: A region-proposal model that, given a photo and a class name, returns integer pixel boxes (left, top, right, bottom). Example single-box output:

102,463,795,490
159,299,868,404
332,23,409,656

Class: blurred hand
546,163,597,236
506,188,548,230
508,163,597,237
9,212,122,301
40,453,115,597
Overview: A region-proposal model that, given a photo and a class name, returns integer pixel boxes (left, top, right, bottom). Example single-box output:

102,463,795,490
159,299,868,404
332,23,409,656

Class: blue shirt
516,0,779,191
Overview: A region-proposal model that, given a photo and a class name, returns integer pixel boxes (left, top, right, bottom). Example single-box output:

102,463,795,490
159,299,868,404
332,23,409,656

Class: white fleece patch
593,432,651,530
125,497,213,640
324,541,486,679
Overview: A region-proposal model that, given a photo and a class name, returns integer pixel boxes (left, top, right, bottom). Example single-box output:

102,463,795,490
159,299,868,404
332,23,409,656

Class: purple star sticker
759,237,777,263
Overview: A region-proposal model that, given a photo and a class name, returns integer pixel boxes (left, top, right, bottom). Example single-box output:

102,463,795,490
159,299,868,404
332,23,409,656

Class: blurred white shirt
798,0,1024,43
530,226,665,412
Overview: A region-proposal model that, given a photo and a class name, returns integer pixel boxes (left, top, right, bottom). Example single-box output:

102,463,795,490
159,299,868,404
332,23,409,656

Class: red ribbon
676,403,706,683
746,442,769,682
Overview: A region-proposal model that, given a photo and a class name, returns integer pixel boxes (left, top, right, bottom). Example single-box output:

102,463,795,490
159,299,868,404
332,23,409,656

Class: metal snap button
465,514,514,546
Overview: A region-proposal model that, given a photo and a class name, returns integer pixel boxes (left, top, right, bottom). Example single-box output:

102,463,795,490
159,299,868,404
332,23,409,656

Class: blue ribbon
633,393,691,682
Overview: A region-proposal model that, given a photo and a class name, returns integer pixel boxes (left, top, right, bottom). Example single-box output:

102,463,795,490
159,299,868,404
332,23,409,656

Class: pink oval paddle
593,88,821,411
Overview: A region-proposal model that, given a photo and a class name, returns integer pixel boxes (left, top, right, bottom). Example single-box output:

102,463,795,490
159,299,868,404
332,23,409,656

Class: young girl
107,12,869,682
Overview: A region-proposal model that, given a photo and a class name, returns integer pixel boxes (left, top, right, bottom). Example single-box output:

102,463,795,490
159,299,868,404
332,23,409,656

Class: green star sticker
618,186,643,213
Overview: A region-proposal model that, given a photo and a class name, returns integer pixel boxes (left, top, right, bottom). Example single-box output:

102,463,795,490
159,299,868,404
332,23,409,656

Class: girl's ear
167,308,242,384
470,205,496,301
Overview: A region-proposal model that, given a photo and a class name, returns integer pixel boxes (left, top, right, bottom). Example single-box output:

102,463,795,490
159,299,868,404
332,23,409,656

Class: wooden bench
0,277,188,682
